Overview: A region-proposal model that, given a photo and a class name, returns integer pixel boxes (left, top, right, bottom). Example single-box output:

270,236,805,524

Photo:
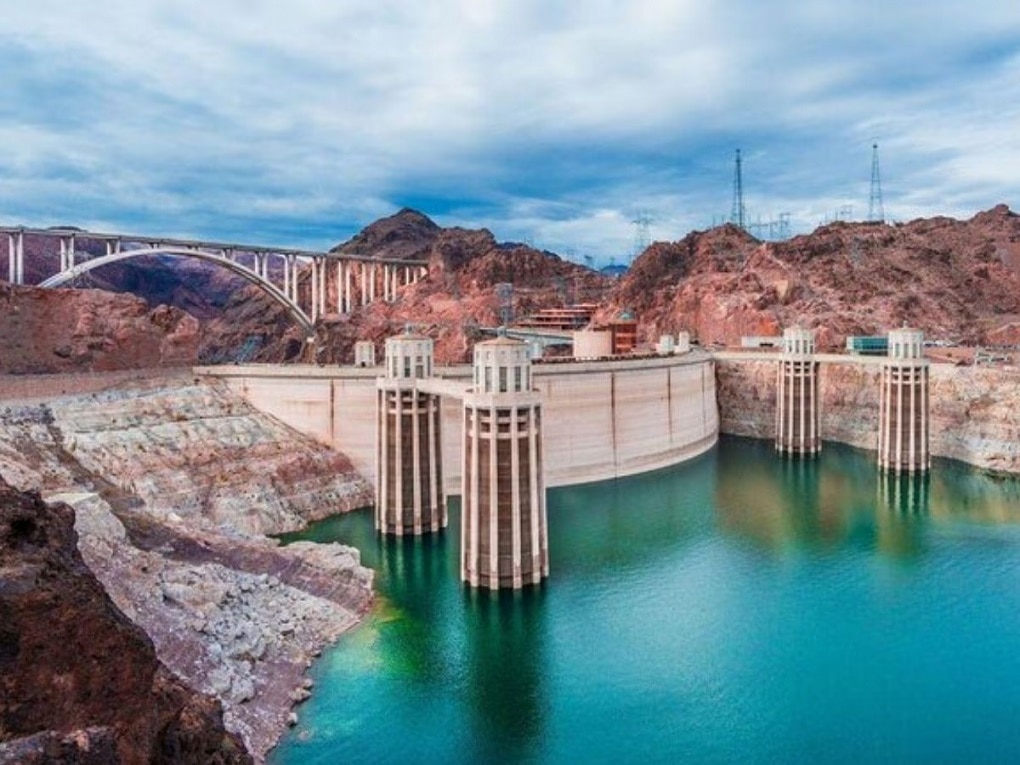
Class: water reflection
874,473,929,558
546,451,717,576
462,588,547,763
714,438,913,557
878,472,930,516
372,532,451,685
929,462,1020,525
714,439,852,553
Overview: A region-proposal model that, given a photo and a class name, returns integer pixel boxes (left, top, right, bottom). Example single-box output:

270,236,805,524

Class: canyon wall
717,359,1020,473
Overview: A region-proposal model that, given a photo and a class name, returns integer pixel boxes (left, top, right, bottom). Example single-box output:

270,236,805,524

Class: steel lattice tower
731,149,745,230
868,143,885,223
631,213,652,259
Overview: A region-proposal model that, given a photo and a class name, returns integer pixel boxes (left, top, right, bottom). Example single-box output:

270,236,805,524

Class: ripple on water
272,437,1020,765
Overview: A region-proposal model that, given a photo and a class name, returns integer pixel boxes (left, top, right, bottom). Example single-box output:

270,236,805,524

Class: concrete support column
6,234,13,283
369,263,376,303
318,257,327,316
340,261,348,314
375,333,445,536
310,259,319,322
775,327,820,457
344,260,353,313
878,328,929,474
375,389,386,532
487,404,498,585
461,336,548,589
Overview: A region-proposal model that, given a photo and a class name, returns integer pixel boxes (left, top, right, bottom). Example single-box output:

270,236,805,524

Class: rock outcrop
0,377,375,762
0,283,200,374
0,481,251,765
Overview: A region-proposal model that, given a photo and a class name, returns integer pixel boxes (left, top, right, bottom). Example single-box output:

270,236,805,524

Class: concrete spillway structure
878,328,929,473
775,327,820,456
461,336,548,590
375,333,445,535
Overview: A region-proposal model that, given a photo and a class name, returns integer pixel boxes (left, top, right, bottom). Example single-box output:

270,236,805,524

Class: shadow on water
461,587,547,764
546,447,718,577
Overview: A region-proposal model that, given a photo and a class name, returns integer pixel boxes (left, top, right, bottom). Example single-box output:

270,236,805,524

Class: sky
2,1,1019,265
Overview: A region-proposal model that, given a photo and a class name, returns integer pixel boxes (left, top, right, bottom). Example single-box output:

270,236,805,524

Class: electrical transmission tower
632,213,652,259
868,142,885,223
495,282,514,325
731,148,746,230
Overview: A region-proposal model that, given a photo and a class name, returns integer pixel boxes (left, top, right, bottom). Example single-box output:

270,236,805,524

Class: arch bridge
1,225,429,340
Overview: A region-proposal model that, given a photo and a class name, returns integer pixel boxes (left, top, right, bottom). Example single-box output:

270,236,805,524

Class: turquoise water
272,437,1020,764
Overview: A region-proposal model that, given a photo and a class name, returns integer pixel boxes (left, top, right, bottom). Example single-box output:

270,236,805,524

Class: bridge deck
0,225,427,266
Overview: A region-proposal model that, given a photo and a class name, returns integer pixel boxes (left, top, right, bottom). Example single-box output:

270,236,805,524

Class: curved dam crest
196,351,720,492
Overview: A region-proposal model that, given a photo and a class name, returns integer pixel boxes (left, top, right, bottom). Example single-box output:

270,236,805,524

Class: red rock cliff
0,480,251,765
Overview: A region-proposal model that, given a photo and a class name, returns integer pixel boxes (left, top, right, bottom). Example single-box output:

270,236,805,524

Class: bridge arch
38,246,315,339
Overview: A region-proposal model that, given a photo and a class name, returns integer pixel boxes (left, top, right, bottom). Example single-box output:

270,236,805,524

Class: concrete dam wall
197,352,719,492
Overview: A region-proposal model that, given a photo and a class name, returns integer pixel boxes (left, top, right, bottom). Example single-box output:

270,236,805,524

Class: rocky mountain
331,206,442,260
603,205,1020,349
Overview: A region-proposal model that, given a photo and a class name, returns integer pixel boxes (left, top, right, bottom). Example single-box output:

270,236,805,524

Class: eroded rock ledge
0,378,376,762
0,482,251,765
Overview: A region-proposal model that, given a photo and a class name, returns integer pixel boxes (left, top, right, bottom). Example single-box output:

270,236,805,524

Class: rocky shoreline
0,377,376,763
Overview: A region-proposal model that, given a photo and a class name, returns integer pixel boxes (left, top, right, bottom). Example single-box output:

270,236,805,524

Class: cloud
1,1,1019,261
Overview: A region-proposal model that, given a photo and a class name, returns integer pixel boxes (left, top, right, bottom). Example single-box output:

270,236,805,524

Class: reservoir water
272,436,1020,764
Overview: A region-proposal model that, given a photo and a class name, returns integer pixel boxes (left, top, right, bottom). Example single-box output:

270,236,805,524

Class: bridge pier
878,328,929,473
309,258,319,322
376,332,445,535
775,327,820,457
317,256,327,317
461,336,548,590
6,231,24,284
344,261,353,313
59,235,77,272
